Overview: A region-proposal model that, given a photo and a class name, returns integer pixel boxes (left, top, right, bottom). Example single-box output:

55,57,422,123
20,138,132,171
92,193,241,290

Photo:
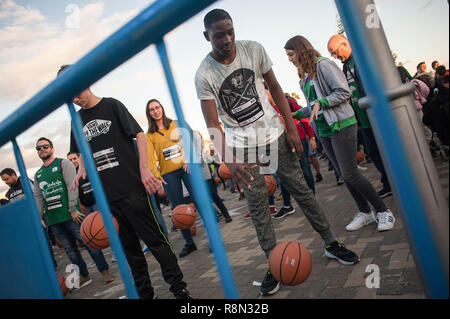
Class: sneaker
336,177,344,186
243,212,251,220
376,210,395,231
269,206,277,216
73,275,93,291
179,243,197,258
324,241,359,265
142,245,150,255
101,269,114,284
273,206,295,219
315,173,323,183
224,214,233,223
87,262,95,269
378,188,393,198
174,288,193,299
357,165,368,172
260,270,280,296
345,212,377,231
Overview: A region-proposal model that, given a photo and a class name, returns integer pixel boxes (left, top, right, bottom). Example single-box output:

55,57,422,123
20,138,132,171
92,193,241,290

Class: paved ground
60,154,449,299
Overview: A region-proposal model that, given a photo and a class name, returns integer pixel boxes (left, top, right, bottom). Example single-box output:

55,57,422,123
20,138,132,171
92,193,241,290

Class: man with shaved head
328,34,395,230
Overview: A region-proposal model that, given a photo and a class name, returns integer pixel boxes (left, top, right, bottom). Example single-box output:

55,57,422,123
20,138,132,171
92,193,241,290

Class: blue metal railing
1,0,447,299
0,0,242,299
335,0,448,298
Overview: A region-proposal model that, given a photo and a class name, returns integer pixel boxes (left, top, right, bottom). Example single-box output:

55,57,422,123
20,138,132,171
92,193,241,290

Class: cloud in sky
0,1,138,106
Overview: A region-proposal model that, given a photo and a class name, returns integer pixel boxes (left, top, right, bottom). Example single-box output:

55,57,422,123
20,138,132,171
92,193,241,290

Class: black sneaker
315,173,323,183
336,177,344,186
179,243,197,258
378,188,392,198
260,270,280,296
324,241,359,265
273,206,295,219
174,288,193,299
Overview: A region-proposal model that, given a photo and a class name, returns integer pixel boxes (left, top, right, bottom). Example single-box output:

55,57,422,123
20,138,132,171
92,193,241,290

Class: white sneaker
357,165,368,172
377,210,395,231
345,211,377,231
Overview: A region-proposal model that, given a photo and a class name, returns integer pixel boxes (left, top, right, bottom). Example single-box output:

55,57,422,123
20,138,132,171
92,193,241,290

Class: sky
0,0,449,195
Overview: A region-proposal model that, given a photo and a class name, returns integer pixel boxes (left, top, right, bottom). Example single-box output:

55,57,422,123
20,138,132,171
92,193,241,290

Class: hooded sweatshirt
411,79,430,111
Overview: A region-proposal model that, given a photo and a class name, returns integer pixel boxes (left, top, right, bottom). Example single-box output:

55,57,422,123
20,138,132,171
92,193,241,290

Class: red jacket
272,97,315,140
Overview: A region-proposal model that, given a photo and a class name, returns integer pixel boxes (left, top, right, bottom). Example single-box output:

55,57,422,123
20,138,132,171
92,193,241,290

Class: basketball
58,276,69,297
188,202,197,212
158,188,166,197
218,163,232,180
265,175,277,196
357,151,364,164
80,211,119,250
269,241,312,286
214,176,222,184
190,223,197,236
55,237,63,248
171,204,197,230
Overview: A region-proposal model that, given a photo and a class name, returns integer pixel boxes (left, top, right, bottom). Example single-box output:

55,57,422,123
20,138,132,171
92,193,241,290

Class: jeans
50,219,109,277
360,127,391,191
235,133,333,258
162,168,197,245
299,138,315,194
319,124,387,213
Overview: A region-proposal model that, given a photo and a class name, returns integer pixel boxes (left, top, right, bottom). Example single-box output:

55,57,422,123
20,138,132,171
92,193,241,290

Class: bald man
328,34,394,229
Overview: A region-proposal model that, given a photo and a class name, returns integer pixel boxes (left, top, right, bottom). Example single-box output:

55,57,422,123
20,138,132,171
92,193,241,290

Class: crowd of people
1,8,448,299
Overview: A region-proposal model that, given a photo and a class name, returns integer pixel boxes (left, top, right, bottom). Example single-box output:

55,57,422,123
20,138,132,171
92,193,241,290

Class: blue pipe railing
335,0,448,298
156,40,239,299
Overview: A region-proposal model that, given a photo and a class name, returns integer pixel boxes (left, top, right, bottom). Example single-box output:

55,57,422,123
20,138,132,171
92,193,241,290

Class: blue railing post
335,0,448,298
156,39,240,299
67,102,139,299
12,139,62,298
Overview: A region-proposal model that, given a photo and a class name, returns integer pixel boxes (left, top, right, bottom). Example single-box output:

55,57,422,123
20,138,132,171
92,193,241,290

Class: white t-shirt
195,40,283,148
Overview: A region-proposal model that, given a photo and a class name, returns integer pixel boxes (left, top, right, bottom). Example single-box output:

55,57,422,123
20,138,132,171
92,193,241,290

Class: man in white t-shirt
195,9,358,296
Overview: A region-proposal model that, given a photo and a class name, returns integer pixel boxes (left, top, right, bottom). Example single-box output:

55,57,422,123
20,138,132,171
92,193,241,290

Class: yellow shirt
147,121,185,178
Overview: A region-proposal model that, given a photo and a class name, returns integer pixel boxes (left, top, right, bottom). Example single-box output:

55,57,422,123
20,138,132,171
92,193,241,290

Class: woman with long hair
145,99,232,258
284,35,395,232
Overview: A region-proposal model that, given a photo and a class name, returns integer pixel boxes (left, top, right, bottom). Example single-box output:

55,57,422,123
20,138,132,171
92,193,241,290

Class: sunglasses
36,145,51,151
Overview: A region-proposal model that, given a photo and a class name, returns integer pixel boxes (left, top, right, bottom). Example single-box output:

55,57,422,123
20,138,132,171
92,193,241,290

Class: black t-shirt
70,97,145,202
78,176,95,207
6,178,33,202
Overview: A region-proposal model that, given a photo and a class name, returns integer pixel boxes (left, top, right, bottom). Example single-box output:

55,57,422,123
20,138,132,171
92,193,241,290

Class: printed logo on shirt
93,147,119,172
52,167,58,173
83,119,112,141
219,68,264,127
8,189,24,202
162,144,182,161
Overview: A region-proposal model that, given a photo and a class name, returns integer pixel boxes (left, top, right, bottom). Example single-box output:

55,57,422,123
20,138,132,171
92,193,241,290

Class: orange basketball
269,241,312,286
55,237,63,248
214,176,222,184
218,163,232,180
58,276,69,297
190,223,197,236
171,204,197,230
264,175,277,196
158,188,166,197
188,202,197,212
357,151,364,164
80,211,119,250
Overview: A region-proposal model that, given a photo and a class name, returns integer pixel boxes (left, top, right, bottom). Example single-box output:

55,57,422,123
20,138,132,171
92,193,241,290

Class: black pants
207,178,228,215
109,191,186,299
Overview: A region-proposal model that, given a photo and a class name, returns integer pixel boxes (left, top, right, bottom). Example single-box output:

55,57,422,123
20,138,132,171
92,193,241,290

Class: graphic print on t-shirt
93,147,119,172
162,144,182,161
219,68,264,127
83,119,112,141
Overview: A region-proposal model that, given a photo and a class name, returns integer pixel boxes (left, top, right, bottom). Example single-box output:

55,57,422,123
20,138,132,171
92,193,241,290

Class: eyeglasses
329,43,343,57
148,105,161,113
36,145,51,151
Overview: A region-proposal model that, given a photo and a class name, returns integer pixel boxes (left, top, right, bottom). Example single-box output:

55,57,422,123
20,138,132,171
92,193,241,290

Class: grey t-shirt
195,40,283,148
